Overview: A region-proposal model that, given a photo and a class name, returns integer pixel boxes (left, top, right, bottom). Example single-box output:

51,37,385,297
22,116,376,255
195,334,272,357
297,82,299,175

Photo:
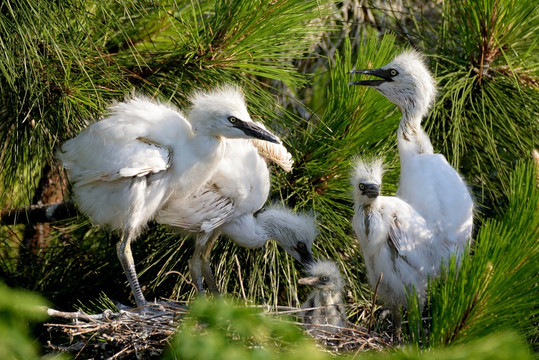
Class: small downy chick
299,260,346,333
351,156,438,337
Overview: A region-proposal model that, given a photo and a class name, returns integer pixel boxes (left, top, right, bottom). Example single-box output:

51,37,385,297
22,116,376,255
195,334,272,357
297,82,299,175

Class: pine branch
0,201,78,226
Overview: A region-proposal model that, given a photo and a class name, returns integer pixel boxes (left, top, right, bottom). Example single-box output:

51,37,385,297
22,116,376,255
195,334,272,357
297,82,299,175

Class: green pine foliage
164,298,325,360
420,0,539,218
0,282,57,360
406,160,539,347
0,0,538,357
164,298,533,360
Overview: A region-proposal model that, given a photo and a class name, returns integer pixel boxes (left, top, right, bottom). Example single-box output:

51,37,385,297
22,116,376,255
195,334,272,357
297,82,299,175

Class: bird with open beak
299,260,346,334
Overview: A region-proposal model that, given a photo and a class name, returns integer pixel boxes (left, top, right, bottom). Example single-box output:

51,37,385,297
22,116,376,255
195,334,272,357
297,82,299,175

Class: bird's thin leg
200,231,221,295
116,228,146,307
190,232,210,294
391,304,403,342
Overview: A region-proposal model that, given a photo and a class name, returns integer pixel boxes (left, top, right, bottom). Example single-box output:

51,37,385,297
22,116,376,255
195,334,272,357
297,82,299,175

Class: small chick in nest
299,260,347,334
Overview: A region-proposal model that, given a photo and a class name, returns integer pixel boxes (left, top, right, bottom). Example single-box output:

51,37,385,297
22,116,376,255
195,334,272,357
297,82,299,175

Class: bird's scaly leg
200,231,221,295
190,233,208,294
391,304,403,342
116,228,146,307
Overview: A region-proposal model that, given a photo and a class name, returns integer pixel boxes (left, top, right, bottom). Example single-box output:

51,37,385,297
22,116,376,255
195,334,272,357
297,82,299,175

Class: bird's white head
257,205,318,267
351,157,384,205
188,85,279,143
299,260,344,292
349,50,437,119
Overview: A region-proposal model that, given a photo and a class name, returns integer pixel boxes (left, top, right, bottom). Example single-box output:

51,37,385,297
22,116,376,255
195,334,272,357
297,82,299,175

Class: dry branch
1,201,79,226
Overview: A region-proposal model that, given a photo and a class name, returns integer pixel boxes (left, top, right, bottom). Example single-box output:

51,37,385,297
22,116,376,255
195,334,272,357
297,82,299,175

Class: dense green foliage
165,298,325,360
0,282,53,359
406,160,539,347
164,298,533,360
0,0,537,358
421,0,539,217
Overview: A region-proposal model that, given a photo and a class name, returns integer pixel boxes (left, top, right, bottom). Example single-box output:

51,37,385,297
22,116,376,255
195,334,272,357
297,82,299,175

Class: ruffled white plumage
57,86,282,306
156,138,271,233
156,136,316,294
351,158,439,307
350,50,474,262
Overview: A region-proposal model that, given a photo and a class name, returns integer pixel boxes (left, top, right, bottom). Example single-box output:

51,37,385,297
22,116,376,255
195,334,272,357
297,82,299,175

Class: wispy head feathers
187,84,251,126
351,156,384,187
305,259,345,292
189,84,245,110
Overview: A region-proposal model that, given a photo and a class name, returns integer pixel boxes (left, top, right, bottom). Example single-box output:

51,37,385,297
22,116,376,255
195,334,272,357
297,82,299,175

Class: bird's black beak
300,251,314,268
362,184,380,199
297,247,314,268
348,68,394,87
235,121,280,144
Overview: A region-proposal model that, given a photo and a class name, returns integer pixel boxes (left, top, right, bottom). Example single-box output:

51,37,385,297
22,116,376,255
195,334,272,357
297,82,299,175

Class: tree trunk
20,162,69,256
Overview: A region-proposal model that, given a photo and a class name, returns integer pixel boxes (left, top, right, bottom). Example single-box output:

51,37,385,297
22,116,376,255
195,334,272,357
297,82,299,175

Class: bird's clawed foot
123,299,188,318
114,300,187,320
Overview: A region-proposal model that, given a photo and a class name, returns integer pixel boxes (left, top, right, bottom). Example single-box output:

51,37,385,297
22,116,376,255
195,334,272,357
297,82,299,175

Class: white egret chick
155,131,314,294
351,157,439,335
349,51,474,261
299,260,346,333
57,86,280,307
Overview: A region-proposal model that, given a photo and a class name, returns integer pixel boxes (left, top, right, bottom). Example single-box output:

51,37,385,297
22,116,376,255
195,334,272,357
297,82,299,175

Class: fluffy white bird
351,157,440,335
349,51,474,261
156,137,314,294
299,260,346,333
57,86,280,307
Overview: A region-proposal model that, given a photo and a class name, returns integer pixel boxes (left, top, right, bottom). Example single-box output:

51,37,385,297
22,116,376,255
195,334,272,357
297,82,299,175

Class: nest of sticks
45,301,187,359
44,301,392,359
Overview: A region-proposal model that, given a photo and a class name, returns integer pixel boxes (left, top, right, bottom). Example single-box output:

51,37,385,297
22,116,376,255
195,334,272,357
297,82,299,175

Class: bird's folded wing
157,185,235,233
60,135,172,186
388,215,412,264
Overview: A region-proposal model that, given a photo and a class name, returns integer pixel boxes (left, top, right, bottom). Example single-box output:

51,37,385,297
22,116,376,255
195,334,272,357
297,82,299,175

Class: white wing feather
157,185,235,233
156,139,270,234
58,97,190,186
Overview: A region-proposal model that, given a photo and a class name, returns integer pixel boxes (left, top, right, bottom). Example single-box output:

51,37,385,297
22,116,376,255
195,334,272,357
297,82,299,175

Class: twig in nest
235,254,248,304
254,304,392,353
301,320,392,352
45,301,187,359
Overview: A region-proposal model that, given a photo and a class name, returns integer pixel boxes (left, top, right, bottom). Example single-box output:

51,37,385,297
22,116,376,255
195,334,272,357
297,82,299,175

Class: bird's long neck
170,135,224,198
359,201,379,238
220,214,271,249
221,209,295,249
397,105,434,161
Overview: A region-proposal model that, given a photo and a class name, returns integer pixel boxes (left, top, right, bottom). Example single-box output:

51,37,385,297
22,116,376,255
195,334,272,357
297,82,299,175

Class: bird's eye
321,276,329,282
390,69,398,77
297,242,306,250
228,116,238,123
359,184,365,190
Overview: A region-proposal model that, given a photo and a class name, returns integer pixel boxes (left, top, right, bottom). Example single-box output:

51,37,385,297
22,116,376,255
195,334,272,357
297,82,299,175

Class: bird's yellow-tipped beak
298,276,319,286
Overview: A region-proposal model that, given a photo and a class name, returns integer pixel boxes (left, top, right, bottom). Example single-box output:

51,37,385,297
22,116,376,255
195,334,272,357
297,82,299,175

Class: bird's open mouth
348,68,393,86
